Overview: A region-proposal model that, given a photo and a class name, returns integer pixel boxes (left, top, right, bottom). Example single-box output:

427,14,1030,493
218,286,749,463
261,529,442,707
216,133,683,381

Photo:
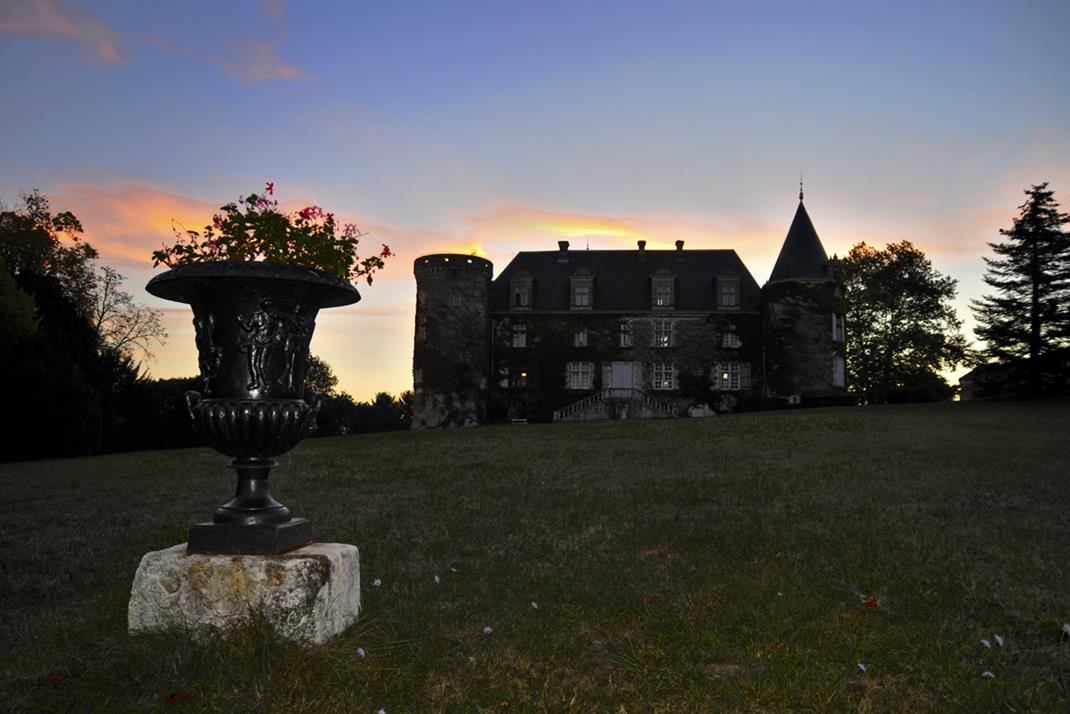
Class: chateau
411,192,847,427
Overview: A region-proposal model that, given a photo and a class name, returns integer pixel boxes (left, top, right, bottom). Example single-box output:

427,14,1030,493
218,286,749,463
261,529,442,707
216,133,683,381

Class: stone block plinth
128,542,360,645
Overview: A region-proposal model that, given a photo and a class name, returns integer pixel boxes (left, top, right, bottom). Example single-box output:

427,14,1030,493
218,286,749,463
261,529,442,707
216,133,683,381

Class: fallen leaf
47,670,65,682
863,596,879,608
163,691,192,703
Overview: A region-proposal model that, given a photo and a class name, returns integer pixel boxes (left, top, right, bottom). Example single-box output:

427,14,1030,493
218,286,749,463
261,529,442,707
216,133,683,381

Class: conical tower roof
767,196,832,284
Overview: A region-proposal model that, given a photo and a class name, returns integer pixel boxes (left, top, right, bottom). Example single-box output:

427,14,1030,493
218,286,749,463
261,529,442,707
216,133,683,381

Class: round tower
412,254,493,428
762,189,847,400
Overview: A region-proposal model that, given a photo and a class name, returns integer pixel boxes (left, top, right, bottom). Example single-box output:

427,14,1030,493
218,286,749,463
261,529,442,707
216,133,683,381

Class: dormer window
510,271,533,309
570,270,593,310
651,270,675,310
719,276,740,308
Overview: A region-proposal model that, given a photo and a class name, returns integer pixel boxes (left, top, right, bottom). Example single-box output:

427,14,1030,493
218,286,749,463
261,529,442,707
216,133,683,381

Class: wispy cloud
0,0,123,63
258,0,287,21
148,34,308,85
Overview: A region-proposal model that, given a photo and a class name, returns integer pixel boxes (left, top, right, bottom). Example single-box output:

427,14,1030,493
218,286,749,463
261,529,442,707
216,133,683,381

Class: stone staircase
552,387,677,423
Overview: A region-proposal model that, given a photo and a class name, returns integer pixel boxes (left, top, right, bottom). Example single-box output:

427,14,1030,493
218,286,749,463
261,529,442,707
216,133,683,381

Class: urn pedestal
146,261,360,555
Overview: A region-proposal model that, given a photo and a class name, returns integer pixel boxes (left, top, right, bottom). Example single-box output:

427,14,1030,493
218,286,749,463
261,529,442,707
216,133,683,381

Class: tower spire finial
799,171,804,201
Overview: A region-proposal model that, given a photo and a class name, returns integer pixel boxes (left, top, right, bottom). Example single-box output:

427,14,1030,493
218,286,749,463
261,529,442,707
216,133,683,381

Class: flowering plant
152,182,392,283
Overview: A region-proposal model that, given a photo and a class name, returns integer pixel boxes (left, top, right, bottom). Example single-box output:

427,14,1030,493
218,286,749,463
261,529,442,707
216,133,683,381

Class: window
570,271,594,309
651,273,675,309
721,332,742,349
713,362,751,391
574,325,588,347
511,272,533,308
451,293,462,307
511,322,527,348
566,361,594,390
511,368,529,388
654,319,673,348
832,314,845,342
834,355,846,387
619,319,632,347
414,368,422,389
652,362,675,390
719,278,739,308
416,313,427,341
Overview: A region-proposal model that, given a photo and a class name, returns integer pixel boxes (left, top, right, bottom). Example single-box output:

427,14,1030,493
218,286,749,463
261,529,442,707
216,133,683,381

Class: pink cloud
0,0,123,63
148,34,307,85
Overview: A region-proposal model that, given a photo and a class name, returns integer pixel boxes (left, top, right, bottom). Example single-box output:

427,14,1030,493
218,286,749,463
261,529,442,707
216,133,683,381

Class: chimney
558,240,569,252
637,240,646,251
557,240,570,263
675,240,685,251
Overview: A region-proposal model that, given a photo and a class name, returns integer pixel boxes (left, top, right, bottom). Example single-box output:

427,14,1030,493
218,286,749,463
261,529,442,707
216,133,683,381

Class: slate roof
490,248,761,312
767,201,833,284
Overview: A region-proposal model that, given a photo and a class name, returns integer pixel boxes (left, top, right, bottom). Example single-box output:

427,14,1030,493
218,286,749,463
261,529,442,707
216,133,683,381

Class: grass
1,399,1069,711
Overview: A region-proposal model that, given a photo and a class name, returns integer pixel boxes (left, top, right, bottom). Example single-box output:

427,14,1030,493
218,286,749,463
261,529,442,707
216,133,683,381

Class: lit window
574,326,588,347
719,279,739,308
510,367,529,388
511,322,527,348
619,319,632,347
833,314,845,342
566,361,594,390
652,362,675,390
713,362,751,390
721,332,742,349
654,319,673,348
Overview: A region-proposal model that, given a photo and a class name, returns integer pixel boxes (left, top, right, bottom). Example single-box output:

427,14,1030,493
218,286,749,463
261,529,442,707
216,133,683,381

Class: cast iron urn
146,261,359,554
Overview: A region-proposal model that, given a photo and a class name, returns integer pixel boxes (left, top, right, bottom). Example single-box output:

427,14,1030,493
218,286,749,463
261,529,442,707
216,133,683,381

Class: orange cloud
0,0,123,63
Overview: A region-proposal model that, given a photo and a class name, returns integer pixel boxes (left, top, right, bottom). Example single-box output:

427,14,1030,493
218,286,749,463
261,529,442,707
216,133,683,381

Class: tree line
837,182,1068,403
0,191,410,462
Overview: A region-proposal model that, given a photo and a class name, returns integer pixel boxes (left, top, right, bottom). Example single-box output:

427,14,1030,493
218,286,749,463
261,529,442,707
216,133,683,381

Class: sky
2,0,1069,398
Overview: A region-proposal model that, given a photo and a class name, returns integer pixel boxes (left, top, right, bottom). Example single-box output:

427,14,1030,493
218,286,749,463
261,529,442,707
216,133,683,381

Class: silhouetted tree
90,265,167,364
971,183,1070,394
837,241,969,403
304,354,339,396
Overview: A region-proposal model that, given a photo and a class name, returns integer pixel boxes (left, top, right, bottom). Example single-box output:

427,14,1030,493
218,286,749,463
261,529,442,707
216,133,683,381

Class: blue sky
2,0,1068,397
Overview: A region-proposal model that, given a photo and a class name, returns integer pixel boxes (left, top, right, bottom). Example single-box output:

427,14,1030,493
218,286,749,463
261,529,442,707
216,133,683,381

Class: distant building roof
767,200,833,284
490,247,761,312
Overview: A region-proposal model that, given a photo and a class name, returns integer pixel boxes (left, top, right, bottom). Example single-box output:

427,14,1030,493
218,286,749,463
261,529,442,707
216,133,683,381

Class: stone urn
146,261,359,554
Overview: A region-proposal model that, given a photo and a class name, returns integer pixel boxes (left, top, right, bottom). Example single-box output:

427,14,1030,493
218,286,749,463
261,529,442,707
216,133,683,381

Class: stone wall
762,281,846,398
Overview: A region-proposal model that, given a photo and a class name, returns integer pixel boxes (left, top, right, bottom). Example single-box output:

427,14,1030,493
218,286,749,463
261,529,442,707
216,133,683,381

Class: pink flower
265,181,274,195
212,214,223,229
343,223,360,238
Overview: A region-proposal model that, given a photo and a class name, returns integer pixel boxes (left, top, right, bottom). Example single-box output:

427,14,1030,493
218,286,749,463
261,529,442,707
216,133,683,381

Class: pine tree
971,183,1070,392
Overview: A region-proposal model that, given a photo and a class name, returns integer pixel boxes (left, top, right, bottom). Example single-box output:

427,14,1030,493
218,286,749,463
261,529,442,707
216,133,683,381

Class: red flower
265,182,274,196
380,244,393,258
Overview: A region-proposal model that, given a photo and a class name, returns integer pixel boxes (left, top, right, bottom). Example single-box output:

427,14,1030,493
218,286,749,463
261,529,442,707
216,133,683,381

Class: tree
90,265,167,364
971,183,1070,393
304,354,339,396
838,240,969,403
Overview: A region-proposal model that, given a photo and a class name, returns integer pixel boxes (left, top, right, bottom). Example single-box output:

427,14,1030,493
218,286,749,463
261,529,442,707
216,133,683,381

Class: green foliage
971,183,1070,378
0,257,38,346
151,183,391,283
838,240,969,403
2,401,1068,710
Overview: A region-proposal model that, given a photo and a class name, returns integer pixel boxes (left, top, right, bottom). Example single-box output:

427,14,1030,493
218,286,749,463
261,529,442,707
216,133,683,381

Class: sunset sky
2,0,1069,398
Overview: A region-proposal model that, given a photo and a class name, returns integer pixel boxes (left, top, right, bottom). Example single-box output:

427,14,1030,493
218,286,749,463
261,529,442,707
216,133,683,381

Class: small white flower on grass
857,663,867,672
980,639,991,649
450,566,458,573
994,634,1004,647
776,592,784,597
483,626,494,635
356,647,365,658
372,578,382,588
468,656,476,664
982,671,996,679
434,575,441,584
377,709,387,714
531,601,538,610
1062,623,1070,638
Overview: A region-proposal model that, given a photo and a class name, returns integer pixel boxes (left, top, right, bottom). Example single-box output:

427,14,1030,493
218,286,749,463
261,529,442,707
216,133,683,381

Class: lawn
2,400,1068,711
